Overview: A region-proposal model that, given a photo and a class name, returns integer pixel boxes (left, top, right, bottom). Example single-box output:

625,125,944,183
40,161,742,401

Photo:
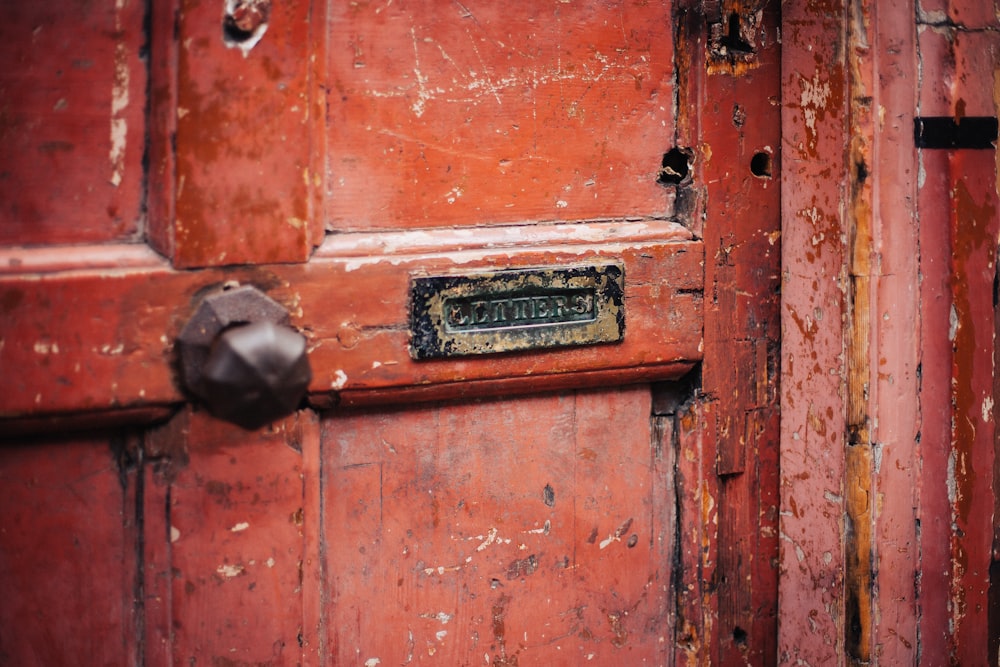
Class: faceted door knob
177,284,312,430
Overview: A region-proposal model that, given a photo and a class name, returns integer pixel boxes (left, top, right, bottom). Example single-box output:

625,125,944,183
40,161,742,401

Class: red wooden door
0,1,779,665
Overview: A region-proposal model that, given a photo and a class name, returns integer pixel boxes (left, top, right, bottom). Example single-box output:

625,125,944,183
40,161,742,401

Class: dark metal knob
177,284,312,430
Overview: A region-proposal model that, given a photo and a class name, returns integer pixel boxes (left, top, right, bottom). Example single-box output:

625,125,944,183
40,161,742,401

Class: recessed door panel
320,387,675,664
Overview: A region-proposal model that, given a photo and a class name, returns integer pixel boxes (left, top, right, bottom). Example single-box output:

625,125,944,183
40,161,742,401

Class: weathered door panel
325,1,677,231
146,0,321,268
674,3,782,664
0,1,147,246
155,410,316,665
917,26,1000,664
320,388,675,665
0,1,782,666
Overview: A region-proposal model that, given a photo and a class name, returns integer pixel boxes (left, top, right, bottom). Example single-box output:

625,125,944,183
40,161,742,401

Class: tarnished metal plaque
409,264,625,359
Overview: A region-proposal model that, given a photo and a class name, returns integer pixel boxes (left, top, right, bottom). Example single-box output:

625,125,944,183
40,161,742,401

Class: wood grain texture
318,387,674,665
675,2,781,663
0,223,702,429
869,0,921,663
779,0,850,663
162,409,309,665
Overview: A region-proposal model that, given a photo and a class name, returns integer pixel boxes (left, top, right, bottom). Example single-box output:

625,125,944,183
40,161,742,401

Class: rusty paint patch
706,2,766,76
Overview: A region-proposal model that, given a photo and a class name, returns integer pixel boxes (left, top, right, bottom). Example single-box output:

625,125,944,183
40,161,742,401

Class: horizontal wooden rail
1,220,703,434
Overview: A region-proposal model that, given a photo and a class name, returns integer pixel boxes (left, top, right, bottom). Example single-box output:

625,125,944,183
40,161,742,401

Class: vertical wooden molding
149,0,318,268
992,65,1000,667
779,0,851,662
869,0,921,663
844,1,875,662
146,0,179,260
676,1,781,663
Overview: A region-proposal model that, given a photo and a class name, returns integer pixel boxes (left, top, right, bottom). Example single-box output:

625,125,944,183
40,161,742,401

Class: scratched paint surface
156,0,317,268
326,0,675,230
781,0,1000,664
320,387,674,665
0,1,146,246
164,410,312,665
779,1,849,663
920,23,1000,664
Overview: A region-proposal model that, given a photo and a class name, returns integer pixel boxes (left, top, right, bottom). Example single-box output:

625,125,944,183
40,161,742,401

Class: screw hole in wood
223,0,270,53
750,151,772,178
657,147,692,186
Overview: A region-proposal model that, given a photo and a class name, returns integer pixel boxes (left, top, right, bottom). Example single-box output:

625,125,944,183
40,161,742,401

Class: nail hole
733,626,748,645
750,151,772,178
626,534,639,548
657,147,692,186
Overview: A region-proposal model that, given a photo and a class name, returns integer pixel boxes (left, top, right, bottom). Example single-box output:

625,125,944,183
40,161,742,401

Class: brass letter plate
409,263,625,359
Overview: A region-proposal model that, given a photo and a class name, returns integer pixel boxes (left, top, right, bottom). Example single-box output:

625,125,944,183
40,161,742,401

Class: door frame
780,0,1000,664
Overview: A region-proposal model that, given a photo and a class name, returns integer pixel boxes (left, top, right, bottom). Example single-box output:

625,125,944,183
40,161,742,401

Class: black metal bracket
914,116,998,150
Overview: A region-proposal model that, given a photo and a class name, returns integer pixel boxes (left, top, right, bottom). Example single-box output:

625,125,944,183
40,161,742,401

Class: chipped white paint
99,343,125,356
916,8,949,24
419,610,454,624
110,0,130,188
230,521,250,532
435,630,447,641
524,520,551,535
779,530,807,563
34,341,59,355
799,72,832,141
331,369,349,390
475,527,503,551
409,28,433,117
216,563,245,578
343,242,624,273
364,658,381,667
170,526,181,543
321,220,669,257
444,187,464,204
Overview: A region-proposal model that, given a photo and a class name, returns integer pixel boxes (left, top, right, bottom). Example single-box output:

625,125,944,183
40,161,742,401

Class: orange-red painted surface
325,2,677,231
0,2,147,247
2,1,786,665
322,389,675,664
